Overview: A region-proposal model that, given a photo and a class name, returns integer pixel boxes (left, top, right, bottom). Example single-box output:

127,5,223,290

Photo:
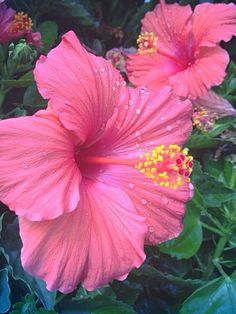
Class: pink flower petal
86,87,193,244
192,2,236,47
19,182,146,292
100,86,192,155
126,52,180,89
0,2,15,43
98,166,192,244
34,31,124,145
193,90,236,118
0,114,81,221
126,2,193,87
141,2,192,58
169,46,229,98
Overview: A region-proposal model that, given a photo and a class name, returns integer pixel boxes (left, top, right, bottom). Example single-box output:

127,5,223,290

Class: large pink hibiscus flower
126,0,236,100
0,31,193,293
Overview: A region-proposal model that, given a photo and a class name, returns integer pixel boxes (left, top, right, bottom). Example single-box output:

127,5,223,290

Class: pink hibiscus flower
0,31,193,293
0,0,41,46
126,0,236,100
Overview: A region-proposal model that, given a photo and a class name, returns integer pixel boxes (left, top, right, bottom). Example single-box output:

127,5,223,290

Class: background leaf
180,272,236,314
0,268,11,313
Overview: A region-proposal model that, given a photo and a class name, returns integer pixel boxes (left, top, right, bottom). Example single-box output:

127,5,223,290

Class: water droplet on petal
166,125,172,131
149,226,154,233
128,183,135,189
129,100,134,107
160,116,164,121
14,139,19,143
141,198,147,205
161,196,169,204
136,109,141,115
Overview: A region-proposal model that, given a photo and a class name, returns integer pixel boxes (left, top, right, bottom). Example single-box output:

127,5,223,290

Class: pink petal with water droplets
0,114,81,221
126,52,181,89
88,87,193,244
192,2,236,47
169,46,229,99
193,91,236,118
34,31,124,145
141,2,192,58
19,182,146,292
99,166,192,245
99,86,192,155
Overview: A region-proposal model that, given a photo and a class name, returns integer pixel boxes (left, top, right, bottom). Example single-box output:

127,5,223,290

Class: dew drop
160,116,164,121
161,196,169,204
14,139,19,143
149,226,154,233
189,183,194,190
141,198,147,205
100,68,105,72
128,183,135,190
148,234,155,243
136,108,141,115
129,100,134,107
166,125,172,131
124,105,129,110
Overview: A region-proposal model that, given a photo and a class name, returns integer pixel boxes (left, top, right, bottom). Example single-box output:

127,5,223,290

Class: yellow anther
137,32,158,54
135,144,193,189
8,12,33,34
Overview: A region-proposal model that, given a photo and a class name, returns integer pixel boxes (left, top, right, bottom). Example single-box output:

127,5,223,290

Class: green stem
204,235,229,280
201,222,224,236
213,259,229,279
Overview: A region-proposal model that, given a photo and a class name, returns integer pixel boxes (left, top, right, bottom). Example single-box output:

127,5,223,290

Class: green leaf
159,195,203,259
23,84,47,107
185,133,219,149
208,117,236,138
0,268,11,313
0,214,56,310
131,264,204,290
204,159,236,190
192,161,236,207
2,71,34,88
135,298,173,314
38,21,58,53
180,272,236,314
73,286,116,301
49,0,99,28
59,295,136,314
